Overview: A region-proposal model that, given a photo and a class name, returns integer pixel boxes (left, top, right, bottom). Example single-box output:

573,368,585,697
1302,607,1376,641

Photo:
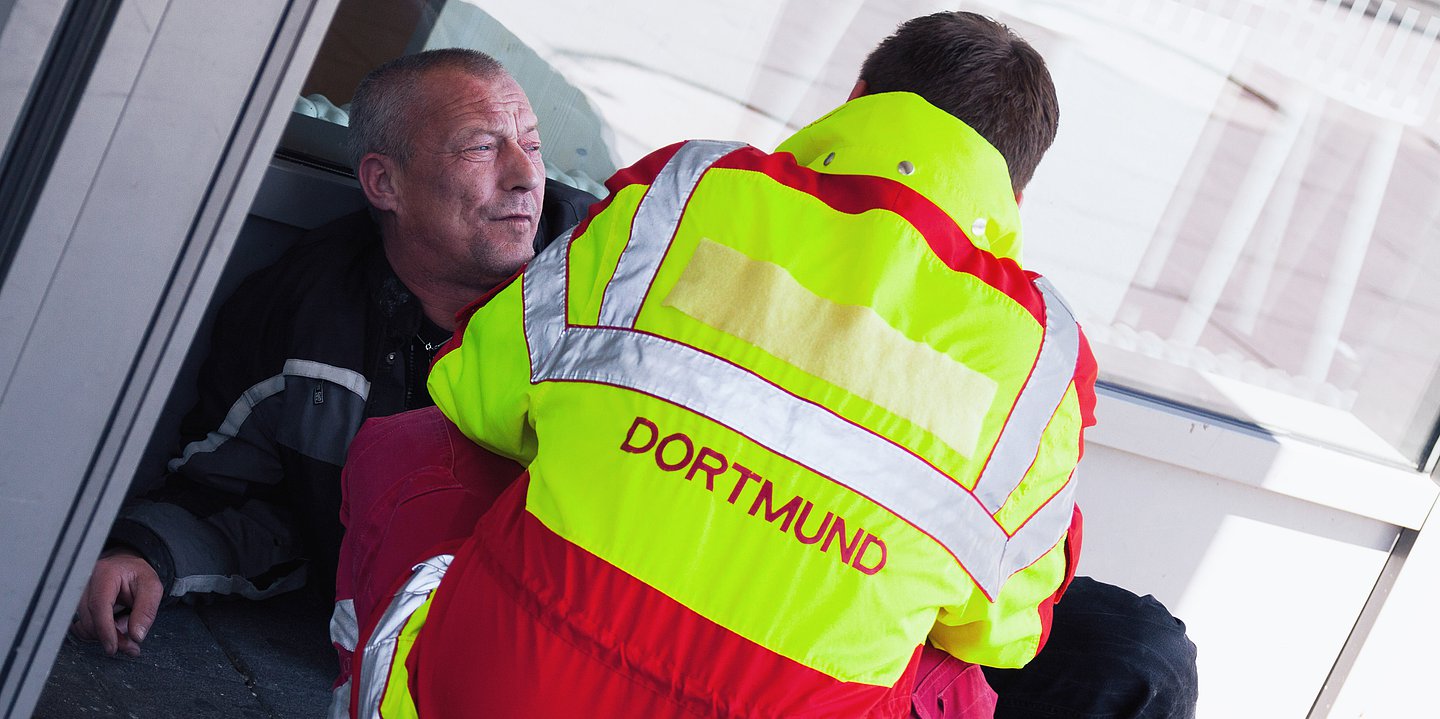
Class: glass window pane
296,0,1440,466
1009,0,1440,466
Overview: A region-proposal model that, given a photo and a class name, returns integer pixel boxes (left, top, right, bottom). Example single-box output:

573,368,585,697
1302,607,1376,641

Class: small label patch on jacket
313,384,324,404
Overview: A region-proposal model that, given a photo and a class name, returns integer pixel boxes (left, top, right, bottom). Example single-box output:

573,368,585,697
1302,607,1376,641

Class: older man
68,49,595,657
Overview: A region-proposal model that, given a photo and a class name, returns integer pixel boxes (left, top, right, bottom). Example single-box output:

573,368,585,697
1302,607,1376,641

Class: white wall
1076,390,1436,718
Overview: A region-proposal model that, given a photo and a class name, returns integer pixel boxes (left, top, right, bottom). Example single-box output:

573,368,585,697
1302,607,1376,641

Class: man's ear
847,79,868,101
358,153,400,212
1015,190,1024,207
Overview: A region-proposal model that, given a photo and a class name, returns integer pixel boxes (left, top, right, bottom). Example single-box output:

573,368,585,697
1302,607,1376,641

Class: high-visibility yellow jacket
357,91,1096,718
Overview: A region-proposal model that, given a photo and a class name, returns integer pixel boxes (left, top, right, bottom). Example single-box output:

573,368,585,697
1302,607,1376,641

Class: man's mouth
490,207,536,222
491,213,535,226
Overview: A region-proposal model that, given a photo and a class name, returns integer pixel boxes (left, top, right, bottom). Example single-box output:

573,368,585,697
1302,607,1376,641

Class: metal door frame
0,1,339,715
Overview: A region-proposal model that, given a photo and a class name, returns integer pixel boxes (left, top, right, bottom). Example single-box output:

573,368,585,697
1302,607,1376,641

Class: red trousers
335,406,995,718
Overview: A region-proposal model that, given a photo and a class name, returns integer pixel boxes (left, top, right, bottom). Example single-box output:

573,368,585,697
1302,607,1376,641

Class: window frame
0,0,341,714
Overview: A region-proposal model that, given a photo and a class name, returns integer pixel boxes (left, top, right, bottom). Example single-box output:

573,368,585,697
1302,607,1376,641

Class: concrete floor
33,593,334,718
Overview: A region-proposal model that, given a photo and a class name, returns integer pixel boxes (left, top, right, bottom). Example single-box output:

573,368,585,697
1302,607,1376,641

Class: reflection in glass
292,0,1440,465
1012,0,1440,465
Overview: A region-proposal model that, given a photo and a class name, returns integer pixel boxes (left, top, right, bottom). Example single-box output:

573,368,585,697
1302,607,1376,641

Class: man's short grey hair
346,48,507,170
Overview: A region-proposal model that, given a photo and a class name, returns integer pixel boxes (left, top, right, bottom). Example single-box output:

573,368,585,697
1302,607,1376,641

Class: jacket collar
775,92,1023,262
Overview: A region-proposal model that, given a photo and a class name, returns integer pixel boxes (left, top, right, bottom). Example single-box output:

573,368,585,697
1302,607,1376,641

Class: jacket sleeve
928,328,1096,668
108,272,313,602
928,506,1082,668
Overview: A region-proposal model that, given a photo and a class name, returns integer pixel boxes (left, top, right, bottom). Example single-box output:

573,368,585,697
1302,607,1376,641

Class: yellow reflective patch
664,239,997,460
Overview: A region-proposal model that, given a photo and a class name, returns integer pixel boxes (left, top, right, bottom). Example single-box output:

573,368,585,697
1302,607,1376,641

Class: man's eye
525,144,542,154
466,145,492,153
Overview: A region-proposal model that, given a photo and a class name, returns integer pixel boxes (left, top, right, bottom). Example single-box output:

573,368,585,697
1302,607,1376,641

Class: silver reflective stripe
524,226,575,380
287,358,373,398
168,374,284,472
596,140,746,328
169,568,305,599
356,554,451,719
973,278,1080,513
168,359,372,471
330,598,359,653
328,599,358,718
328,681,351,719
1001,471,1077,580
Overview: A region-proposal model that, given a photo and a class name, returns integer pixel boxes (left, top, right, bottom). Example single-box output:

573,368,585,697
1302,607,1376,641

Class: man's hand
69,548,163,657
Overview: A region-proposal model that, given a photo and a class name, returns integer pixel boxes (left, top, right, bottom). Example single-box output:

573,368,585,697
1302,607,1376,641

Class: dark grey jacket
110,179,595,602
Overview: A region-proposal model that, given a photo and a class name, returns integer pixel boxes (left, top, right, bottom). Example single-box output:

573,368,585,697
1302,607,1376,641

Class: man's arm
70,548,164,656
70,265,318,654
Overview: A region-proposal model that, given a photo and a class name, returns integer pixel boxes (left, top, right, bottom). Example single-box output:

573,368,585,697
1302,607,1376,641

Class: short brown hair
346,48,507,170
859,12,1059,192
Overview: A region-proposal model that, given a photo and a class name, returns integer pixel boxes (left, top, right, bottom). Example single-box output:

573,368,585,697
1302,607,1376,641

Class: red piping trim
709,147,1045,324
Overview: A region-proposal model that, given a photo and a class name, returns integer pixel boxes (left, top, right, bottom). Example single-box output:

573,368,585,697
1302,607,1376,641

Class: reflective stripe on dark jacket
109,179,595,602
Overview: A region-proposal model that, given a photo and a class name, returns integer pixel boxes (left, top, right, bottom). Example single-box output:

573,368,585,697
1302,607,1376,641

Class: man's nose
499,141,543,192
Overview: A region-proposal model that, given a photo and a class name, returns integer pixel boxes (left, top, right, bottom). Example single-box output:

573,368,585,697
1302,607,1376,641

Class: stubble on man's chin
466,231,534,281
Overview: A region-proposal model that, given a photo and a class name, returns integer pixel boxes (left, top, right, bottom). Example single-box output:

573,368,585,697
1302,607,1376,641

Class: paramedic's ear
358,152,400,213
1016,190,1024,206
847,79,868,101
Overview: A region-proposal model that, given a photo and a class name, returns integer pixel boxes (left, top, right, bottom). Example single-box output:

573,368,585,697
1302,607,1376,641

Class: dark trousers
982,576,1199,719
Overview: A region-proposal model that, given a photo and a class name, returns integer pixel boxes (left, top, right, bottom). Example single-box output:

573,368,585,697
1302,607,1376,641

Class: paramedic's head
856,12,1058,194
349,49,544,291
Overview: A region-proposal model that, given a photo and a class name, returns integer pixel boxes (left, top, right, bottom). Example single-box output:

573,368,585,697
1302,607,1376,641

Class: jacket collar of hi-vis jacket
774,91,1023,262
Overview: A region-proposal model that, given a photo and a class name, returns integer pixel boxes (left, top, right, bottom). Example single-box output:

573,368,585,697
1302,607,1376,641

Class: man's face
388,68,545,287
